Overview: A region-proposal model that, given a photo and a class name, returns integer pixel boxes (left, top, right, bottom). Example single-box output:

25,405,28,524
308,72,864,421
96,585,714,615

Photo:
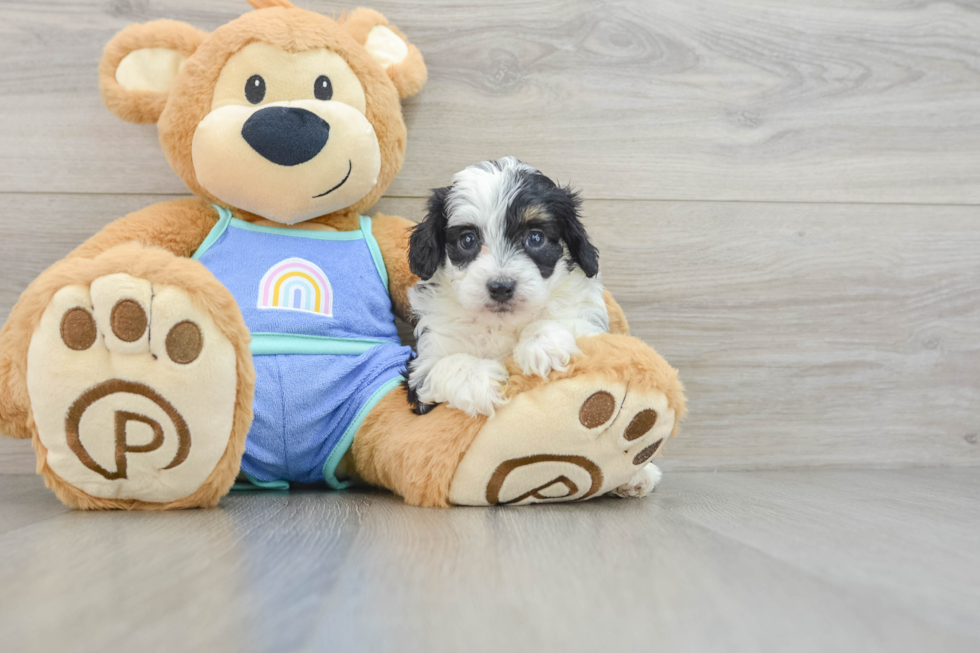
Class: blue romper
193,206,412,488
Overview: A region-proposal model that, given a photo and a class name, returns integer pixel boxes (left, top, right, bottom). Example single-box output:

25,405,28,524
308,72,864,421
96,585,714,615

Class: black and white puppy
406,157,609,418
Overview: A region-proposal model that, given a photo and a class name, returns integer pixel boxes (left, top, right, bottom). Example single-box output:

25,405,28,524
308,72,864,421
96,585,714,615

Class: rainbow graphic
257,258,334,317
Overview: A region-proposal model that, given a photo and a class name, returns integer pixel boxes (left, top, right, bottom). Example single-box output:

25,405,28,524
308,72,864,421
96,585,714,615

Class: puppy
406,157,609,418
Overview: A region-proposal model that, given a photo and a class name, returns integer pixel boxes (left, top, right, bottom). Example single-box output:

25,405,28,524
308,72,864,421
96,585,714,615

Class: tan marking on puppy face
192,42,382,224
522,205,549,224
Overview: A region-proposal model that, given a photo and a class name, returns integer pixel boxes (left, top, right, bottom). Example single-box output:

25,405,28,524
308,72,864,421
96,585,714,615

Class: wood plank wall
1,0,978,472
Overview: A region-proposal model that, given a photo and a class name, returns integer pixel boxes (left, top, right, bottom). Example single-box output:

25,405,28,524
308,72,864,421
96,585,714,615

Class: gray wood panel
3,193,977,471
593,199,980,470
0,470,976,652
2,0,980,202
0,437,34,475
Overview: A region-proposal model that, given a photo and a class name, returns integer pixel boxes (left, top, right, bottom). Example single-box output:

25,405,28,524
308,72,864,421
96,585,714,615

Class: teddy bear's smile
312,159,353,199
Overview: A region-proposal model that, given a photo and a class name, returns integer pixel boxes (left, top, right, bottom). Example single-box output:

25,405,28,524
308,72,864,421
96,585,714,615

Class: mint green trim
231,472,290,491
192,205,234,260
194,206,370,258
249,332,387,356
229,217,365,240
360,215,389,291
323,376,403,490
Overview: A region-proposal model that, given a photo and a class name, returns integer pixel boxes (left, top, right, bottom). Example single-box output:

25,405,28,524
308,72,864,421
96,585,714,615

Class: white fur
513,320,580,378
409,158,608,416
412,354,509,418
609,463,662,498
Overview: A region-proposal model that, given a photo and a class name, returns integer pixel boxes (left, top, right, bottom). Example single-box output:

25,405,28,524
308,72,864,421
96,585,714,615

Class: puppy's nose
487,278,516,303
241,107,330,166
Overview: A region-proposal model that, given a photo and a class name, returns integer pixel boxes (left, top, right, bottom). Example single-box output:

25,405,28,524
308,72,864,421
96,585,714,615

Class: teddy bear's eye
245,75,266,104
314,75,333,101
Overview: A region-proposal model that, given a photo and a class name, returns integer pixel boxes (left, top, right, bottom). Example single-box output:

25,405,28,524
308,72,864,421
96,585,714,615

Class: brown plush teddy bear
0,0,686,509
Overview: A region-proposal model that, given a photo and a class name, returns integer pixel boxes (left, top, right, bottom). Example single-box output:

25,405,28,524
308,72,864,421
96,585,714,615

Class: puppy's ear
554,186,599,277
409,186,451,280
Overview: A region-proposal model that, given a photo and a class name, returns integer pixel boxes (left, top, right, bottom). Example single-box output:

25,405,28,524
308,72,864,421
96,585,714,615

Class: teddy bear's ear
246,0,295,7
99,20,208,125
341,8,428,99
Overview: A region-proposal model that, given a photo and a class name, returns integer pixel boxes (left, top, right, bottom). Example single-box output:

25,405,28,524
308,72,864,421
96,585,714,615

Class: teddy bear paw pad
449,380,674,506
26,274,239,503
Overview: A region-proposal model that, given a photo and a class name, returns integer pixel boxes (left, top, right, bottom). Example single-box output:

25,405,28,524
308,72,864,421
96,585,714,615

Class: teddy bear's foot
26,269,245,508
449,377,675,506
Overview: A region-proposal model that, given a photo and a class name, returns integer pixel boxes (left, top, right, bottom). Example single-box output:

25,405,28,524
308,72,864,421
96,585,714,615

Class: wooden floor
1,1,979,650
0,469,977,652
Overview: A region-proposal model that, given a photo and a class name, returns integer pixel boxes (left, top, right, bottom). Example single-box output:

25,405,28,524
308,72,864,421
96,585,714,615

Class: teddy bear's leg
348,383,488,508
1,244,253,509
350,333,686,507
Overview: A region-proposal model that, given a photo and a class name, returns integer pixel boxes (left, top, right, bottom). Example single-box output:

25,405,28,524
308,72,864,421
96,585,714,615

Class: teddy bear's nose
241,106,330,166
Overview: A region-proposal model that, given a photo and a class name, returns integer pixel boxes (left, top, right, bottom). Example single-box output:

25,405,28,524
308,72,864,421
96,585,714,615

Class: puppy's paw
610,463,662,498
406,383,437,415
415,354,509,418
514,322,581,378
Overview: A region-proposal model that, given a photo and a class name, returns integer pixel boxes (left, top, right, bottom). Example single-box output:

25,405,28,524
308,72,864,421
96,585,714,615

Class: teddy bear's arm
604,290,630,335
369,212,418,323
67,198,219,260
0,198,220,439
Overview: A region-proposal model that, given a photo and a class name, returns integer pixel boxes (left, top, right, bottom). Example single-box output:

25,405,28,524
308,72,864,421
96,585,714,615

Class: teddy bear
0,0,686,509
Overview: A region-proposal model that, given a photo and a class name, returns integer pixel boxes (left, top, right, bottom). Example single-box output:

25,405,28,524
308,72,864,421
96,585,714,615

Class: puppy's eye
525,230,547,249
245,75,266,104
314,75,333,101
459,232,479,251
